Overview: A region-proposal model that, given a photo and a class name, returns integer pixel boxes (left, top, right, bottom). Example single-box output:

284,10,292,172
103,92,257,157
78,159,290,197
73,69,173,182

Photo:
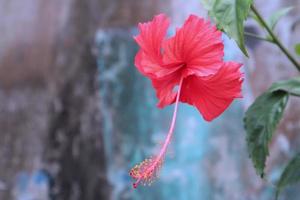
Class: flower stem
244,31,273,43
157,77,183,160
133,77,184,188
251,5,300,71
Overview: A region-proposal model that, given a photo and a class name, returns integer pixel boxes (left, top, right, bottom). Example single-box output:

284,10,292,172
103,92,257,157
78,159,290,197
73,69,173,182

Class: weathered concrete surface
0,0,111,199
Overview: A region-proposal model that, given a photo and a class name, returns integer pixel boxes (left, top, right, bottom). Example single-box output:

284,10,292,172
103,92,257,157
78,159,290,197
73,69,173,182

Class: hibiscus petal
180,62,243,121
134,14,170,78
151,71,182,108
135,50,183,79
163,15,224,77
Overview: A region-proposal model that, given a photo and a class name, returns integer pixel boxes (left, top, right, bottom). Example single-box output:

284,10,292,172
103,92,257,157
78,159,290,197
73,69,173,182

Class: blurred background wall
0,0,170,199
0,0,299,200
0,0,110,199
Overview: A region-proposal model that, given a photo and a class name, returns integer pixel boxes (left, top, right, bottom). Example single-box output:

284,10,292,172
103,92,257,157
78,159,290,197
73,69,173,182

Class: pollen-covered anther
129,157,164,188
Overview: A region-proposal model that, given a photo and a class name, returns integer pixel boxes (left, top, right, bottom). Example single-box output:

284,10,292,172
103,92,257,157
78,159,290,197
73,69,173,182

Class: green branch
251,5,300,71
244,31,273,43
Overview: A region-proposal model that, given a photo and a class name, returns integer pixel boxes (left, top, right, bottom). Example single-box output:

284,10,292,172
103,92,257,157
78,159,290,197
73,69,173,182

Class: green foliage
295,44,300,56
203,1,300,195
201,0,216,10
244,89,288,177
245,78,300,178
276,154,300,200
267,7,293,30
251,7,292,32
250,11,264,29
273,78,300,199
201,0,252,56
250,7,292,42
270,77,300,96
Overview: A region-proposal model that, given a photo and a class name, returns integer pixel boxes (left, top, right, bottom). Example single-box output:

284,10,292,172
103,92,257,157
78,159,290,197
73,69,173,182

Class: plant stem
244,31,273,43
132,77,184,188
251,5,300,71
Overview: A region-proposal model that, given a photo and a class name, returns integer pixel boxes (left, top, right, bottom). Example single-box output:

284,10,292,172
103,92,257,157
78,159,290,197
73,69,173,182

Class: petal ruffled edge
134,14,175,79
163,14,224,77
134,14,170,64
180,62,243,121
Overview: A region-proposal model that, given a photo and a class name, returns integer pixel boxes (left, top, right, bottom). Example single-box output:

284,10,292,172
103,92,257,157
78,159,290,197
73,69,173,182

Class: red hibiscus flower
129,14,243,188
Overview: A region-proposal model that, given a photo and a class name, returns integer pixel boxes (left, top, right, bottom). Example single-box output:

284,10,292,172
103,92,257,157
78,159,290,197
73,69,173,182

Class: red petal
180,62,243,121
135,50,182,79
151,71,182,108
163,15,224,77
134,14,171,78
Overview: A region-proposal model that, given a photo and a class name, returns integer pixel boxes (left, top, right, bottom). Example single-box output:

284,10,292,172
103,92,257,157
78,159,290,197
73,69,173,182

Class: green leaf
245,79,300,197
267,7,293,30
245,78,300,178
200,0,253,56
244,88,289,177
270,77,300,96
276,153,300,200
201,0,216,10
295,43,300,56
